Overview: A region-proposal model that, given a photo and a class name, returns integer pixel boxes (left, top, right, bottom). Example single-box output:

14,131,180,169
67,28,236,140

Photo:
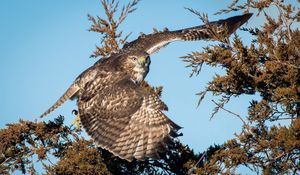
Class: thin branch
265,152,286,167
211,100,248,127
88,0,140,58
188,151,207,174
272,117,297,121
272,0,292,41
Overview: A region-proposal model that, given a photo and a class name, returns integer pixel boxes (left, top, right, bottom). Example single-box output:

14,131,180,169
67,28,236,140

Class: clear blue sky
0,0,256,152
1,0,288,172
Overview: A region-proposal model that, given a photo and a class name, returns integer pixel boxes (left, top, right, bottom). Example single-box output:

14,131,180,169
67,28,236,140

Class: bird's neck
131,64,149,84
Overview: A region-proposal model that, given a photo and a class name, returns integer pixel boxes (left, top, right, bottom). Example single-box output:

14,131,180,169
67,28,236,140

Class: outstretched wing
123,13,253,55
78,76,181,161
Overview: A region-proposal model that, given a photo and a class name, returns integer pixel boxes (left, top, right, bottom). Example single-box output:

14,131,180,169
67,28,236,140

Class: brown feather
122,13,252,55
78,74,180,161
40,83,79,118
36,13,252,161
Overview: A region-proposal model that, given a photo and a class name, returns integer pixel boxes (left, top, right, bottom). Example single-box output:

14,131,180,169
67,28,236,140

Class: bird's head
123,51,151,83
125,52,150,67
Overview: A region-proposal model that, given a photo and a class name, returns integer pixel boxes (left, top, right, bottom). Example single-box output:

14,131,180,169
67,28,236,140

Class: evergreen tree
1,0,299,174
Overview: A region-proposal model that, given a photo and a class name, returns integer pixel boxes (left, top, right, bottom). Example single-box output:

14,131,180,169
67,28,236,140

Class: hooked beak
138,56,147,66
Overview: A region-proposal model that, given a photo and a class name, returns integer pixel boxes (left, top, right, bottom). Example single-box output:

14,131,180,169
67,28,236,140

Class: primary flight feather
40,13,252,161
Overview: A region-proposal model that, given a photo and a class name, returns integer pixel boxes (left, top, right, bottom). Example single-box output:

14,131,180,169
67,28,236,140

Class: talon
72,109,78,115
71,110,81,131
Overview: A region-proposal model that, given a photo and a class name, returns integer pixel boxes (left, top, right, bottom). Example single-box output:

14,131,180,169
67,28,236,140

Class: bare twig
188,151,207,175
211,99,248,127
88,0,140,58
272,0,292,41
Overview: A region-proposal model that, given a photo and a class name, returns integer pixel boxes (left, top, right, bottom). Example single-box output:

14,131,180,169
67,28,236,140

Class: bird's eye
131,56,137,61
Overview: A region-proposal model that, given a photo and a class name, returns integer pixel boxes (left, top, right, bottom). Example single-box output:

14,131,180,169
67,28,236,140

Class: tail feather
40,83,79,118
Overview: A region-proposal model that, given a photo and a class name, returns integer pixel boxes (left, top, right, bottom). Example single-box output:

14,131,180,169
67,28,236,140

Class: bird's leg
71,110,81,131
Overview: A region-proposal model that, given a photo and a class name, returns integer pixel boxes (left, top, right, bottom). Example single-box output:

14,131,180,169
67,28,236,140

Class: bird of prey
40,13,252,161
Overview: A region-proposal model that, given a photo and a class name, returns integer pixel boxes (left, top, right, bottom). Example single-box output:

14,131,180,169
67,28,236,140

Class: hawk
40,13,252,161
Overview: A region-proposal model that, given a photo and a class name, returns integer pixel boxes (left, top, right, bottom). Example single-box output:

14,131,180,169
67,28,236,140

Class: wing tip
240,13,253,25
221,13,253,35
